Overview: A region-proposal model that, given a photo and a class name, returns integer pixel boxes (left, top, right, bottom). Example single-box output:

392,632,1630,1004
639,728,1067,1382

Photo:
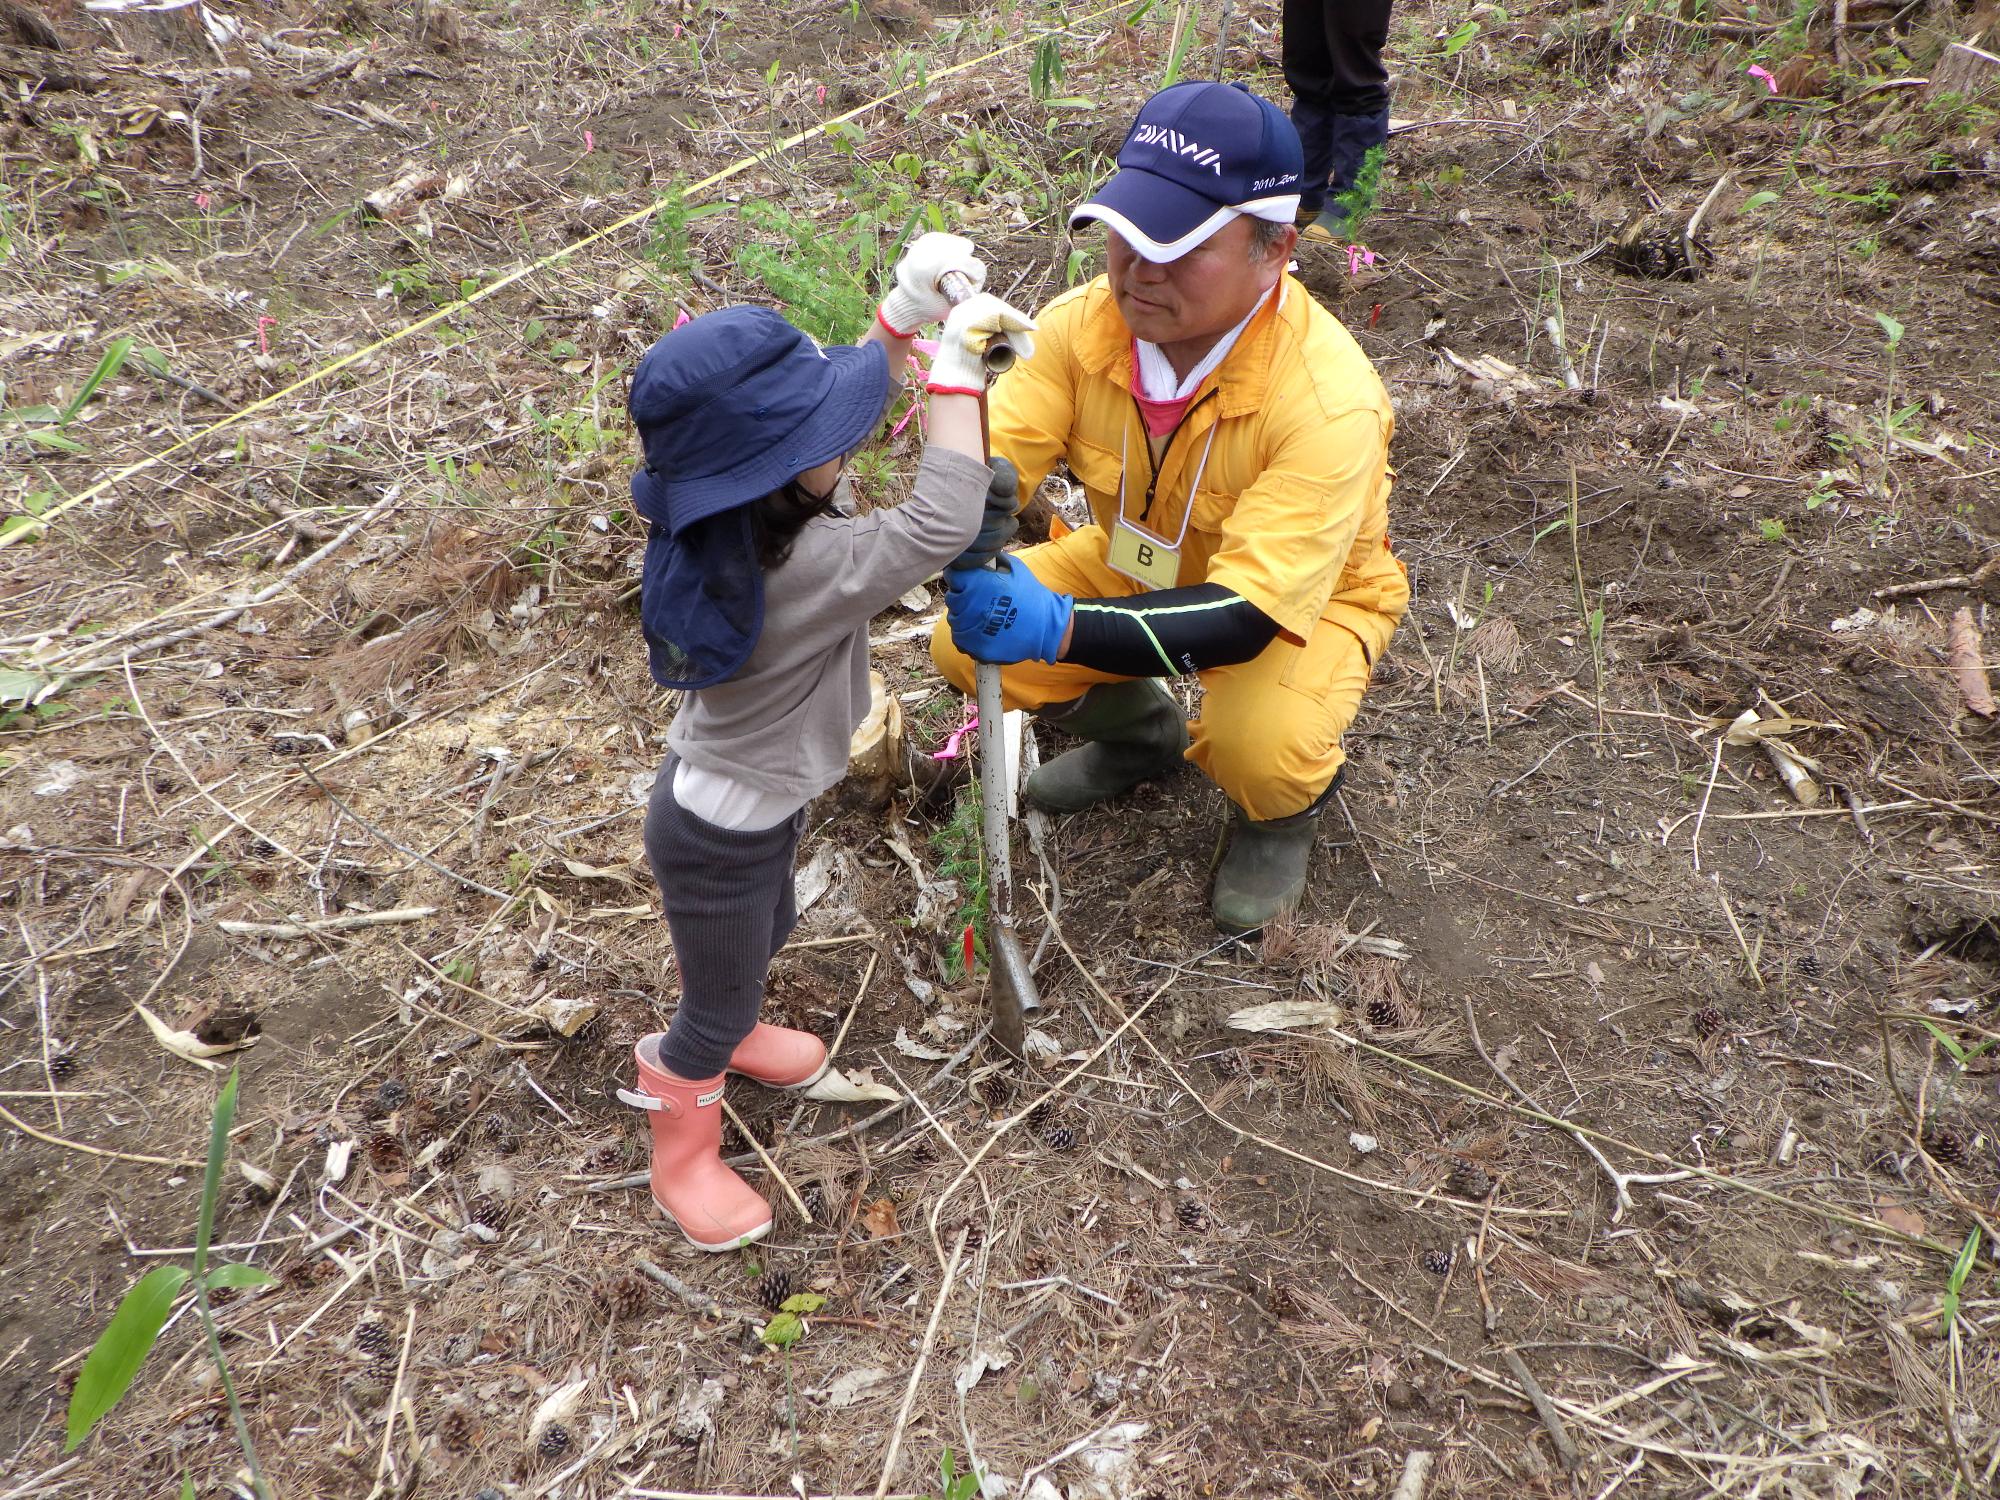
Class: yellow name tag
1106,518,1181,591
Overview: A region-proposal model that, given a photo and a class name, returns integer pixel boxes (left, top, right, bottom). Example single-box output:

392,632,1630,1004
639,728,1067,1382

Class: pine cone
1420,1248,1453,1276
1022,1247,1053,1279
1214,1049,1251,1079
433,1138,465,1169
1042,1122,1077,1152
369,1078,411,1117
365,1131,406,1171
484,1115,519,1153
950,1216,985,1252
536,1422,571,1459
1445,1160,1493,1200
437,1406,474,1455
354,1320,395,1363
1027,1098,1054,1129
905,1136,938,1166
1926,1125,1970,1165
46,1050,78,1081
582,1141,628,1175
600,1272,652,1320
798,1183,826,1222
1266,1282,1301,1317
1175,1198,1209,1232
971,1072,1012,1108
1691,1005,1726,1040
466,1193,508,1230
1365,996,1403,1030
755,1268,794,1313
1793,950,1823,980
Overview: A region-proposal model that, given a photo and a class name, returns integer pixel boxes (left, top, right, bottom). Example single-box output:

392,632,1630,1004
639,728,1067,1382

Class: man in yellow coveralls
933,79,1407,934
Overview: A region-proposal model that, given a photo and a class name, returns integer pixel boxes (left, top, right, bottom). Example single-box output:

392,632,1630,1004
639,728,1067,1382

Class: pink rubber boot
727,1022,829,1091
619,1039,772,1252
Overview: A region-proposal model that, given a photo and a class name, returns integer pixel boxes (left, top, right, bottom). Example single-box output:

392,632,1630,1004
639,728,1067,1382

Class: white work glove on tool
877,231,985,338
925,292,1037,396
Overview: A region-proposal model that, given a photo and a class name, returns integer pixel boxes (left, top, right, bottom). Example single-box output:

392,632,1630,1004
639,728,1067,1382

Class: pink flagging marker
930,709,979,761
257,315,277,355
1747,64,1778,94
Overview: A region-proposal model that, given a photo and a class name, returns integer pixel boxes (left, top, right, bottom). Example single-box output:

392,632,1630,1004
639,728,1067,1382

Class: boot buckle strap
617,1085,664,1112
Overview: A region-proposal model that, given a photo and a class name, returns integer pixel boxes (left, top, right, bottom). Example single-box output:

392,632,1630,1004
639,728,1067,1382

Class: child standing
617,235,1034,1251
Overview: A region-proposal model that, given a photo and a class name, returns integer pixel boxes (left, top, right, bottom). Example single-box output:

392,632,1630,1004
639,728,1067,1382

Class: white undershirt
672,759,805,832
1132,283,1282,401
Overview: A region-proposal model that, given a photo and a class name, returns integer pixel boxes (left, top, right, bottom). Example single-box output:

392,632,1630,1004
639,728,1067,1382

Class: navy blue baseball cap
1072,82,1304,262
628,305,890,535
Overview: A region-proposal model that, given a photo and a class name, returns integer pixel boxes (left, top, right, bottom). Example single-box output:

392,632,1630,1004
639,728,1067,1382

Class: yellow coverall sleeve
1201,406,1389,646
985,287,1083,507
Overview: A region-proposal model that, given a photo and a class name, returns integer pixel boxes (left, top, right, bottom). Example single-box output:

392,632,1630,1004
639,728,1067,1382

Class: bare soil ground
5,0,2000,1496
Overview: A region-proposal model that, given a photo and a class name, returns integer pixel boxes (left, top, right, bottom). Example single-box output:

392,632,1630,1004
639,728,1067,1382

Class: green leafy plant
1158,0,1200,89
1030,35,1064,101
1872,310,1905,472
1918,1019,2000,1068
1757,517,1787,542
1941,1226,1981,1340
1333,145,1386,241
759,1290,827,1468
67,1068,274,1497
734,200,895,346
1440,19,1481,56
935,1447,985,1500
930,784,989,978
1,335,134,457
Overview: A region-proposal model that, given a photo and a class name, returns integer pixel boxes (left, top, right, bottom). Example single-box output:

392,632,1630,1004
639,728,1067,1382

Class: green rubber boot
1024,680,1189,814
1211,774,1344,935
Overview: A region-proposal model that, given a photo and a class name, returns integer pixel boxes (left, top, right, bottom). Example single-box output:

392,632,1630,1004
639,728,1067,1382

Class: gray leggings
643,754,804,1079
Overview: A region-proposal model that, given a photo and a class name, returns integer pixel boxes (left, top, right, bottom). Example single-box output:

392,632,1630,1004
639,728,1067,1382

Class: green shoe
1025,680,1188,815
1211,804,1320,935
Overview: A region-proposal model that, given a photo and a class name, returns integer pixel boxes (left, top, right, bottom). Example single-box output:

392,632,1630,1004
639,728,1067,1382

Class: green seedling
1873,310,1904,472
1918,1019,1999,1068
1941,1226,1981,1340
1757,517,1786,542
935,1448,985,1500
1030,35,1064,100
759,1290,827,1466
66,1068,274,1498
931,784,989,977
1334,145,1386,241
1158,0,1199,89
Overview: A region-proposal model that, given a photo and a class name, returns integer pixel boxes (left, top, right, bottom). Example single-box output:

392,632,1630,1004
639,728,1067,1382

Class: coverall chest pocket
1067,439,1123,520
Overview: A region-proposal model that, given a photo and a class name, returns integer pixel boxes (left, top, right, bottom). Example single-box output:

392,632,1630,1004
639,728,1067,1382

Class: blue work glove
948,456,1019,573
945,555,1072,665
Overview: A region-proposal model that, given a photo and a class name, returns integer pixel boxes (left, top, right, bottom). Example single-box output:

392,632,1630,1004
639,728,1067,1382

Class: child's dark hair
749,481,838,569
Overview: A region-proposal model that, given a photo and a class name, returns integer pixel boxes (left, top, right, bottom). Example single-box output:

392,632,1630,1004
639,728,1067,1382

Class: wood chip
1945,608,1995,717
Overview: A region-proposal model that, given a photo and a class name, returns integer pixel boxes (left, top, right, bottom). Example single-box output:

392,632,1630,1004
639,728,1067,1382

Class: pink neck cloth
1129,347,1197,437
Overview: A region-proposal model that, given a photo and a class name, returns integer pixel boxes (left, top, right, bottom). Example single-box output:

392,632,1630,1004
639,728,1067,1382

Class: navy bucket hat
1072,81,1304,263
630,305,890,533
628,307,890,690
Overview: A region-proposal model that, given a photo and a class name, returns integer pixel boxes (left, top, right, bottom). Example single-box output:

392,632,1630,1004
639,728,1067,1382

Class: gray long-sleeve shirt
667,447,991,800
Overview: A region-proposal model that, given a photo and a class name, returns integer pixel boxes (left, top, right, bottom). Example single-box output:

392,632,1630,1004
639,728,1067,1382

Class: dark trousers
1284,0,1394,212
643,754,804,1079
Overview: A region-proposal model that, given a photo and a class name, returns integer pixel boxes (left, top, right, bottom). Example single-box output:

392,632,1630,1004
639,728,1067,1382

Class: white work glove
877,231,985,338
925,292,1037,395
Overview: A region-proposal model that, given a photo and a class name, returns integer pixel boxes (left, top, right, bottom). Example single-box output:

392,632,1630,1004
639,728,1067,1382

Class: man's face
1105,216,1292,349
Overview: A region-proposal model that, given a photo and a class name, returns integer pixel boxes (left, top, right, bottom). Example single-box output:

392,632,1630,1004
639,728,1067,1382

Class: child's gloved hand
926,293,1037,396
949,456,1019,573
945,554,1071,665
878,232,985,338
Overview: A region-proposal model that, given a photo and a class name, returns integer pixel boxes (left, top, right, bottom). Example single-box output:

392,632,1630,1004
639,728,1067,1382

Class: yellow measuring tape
3,3,1133,552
